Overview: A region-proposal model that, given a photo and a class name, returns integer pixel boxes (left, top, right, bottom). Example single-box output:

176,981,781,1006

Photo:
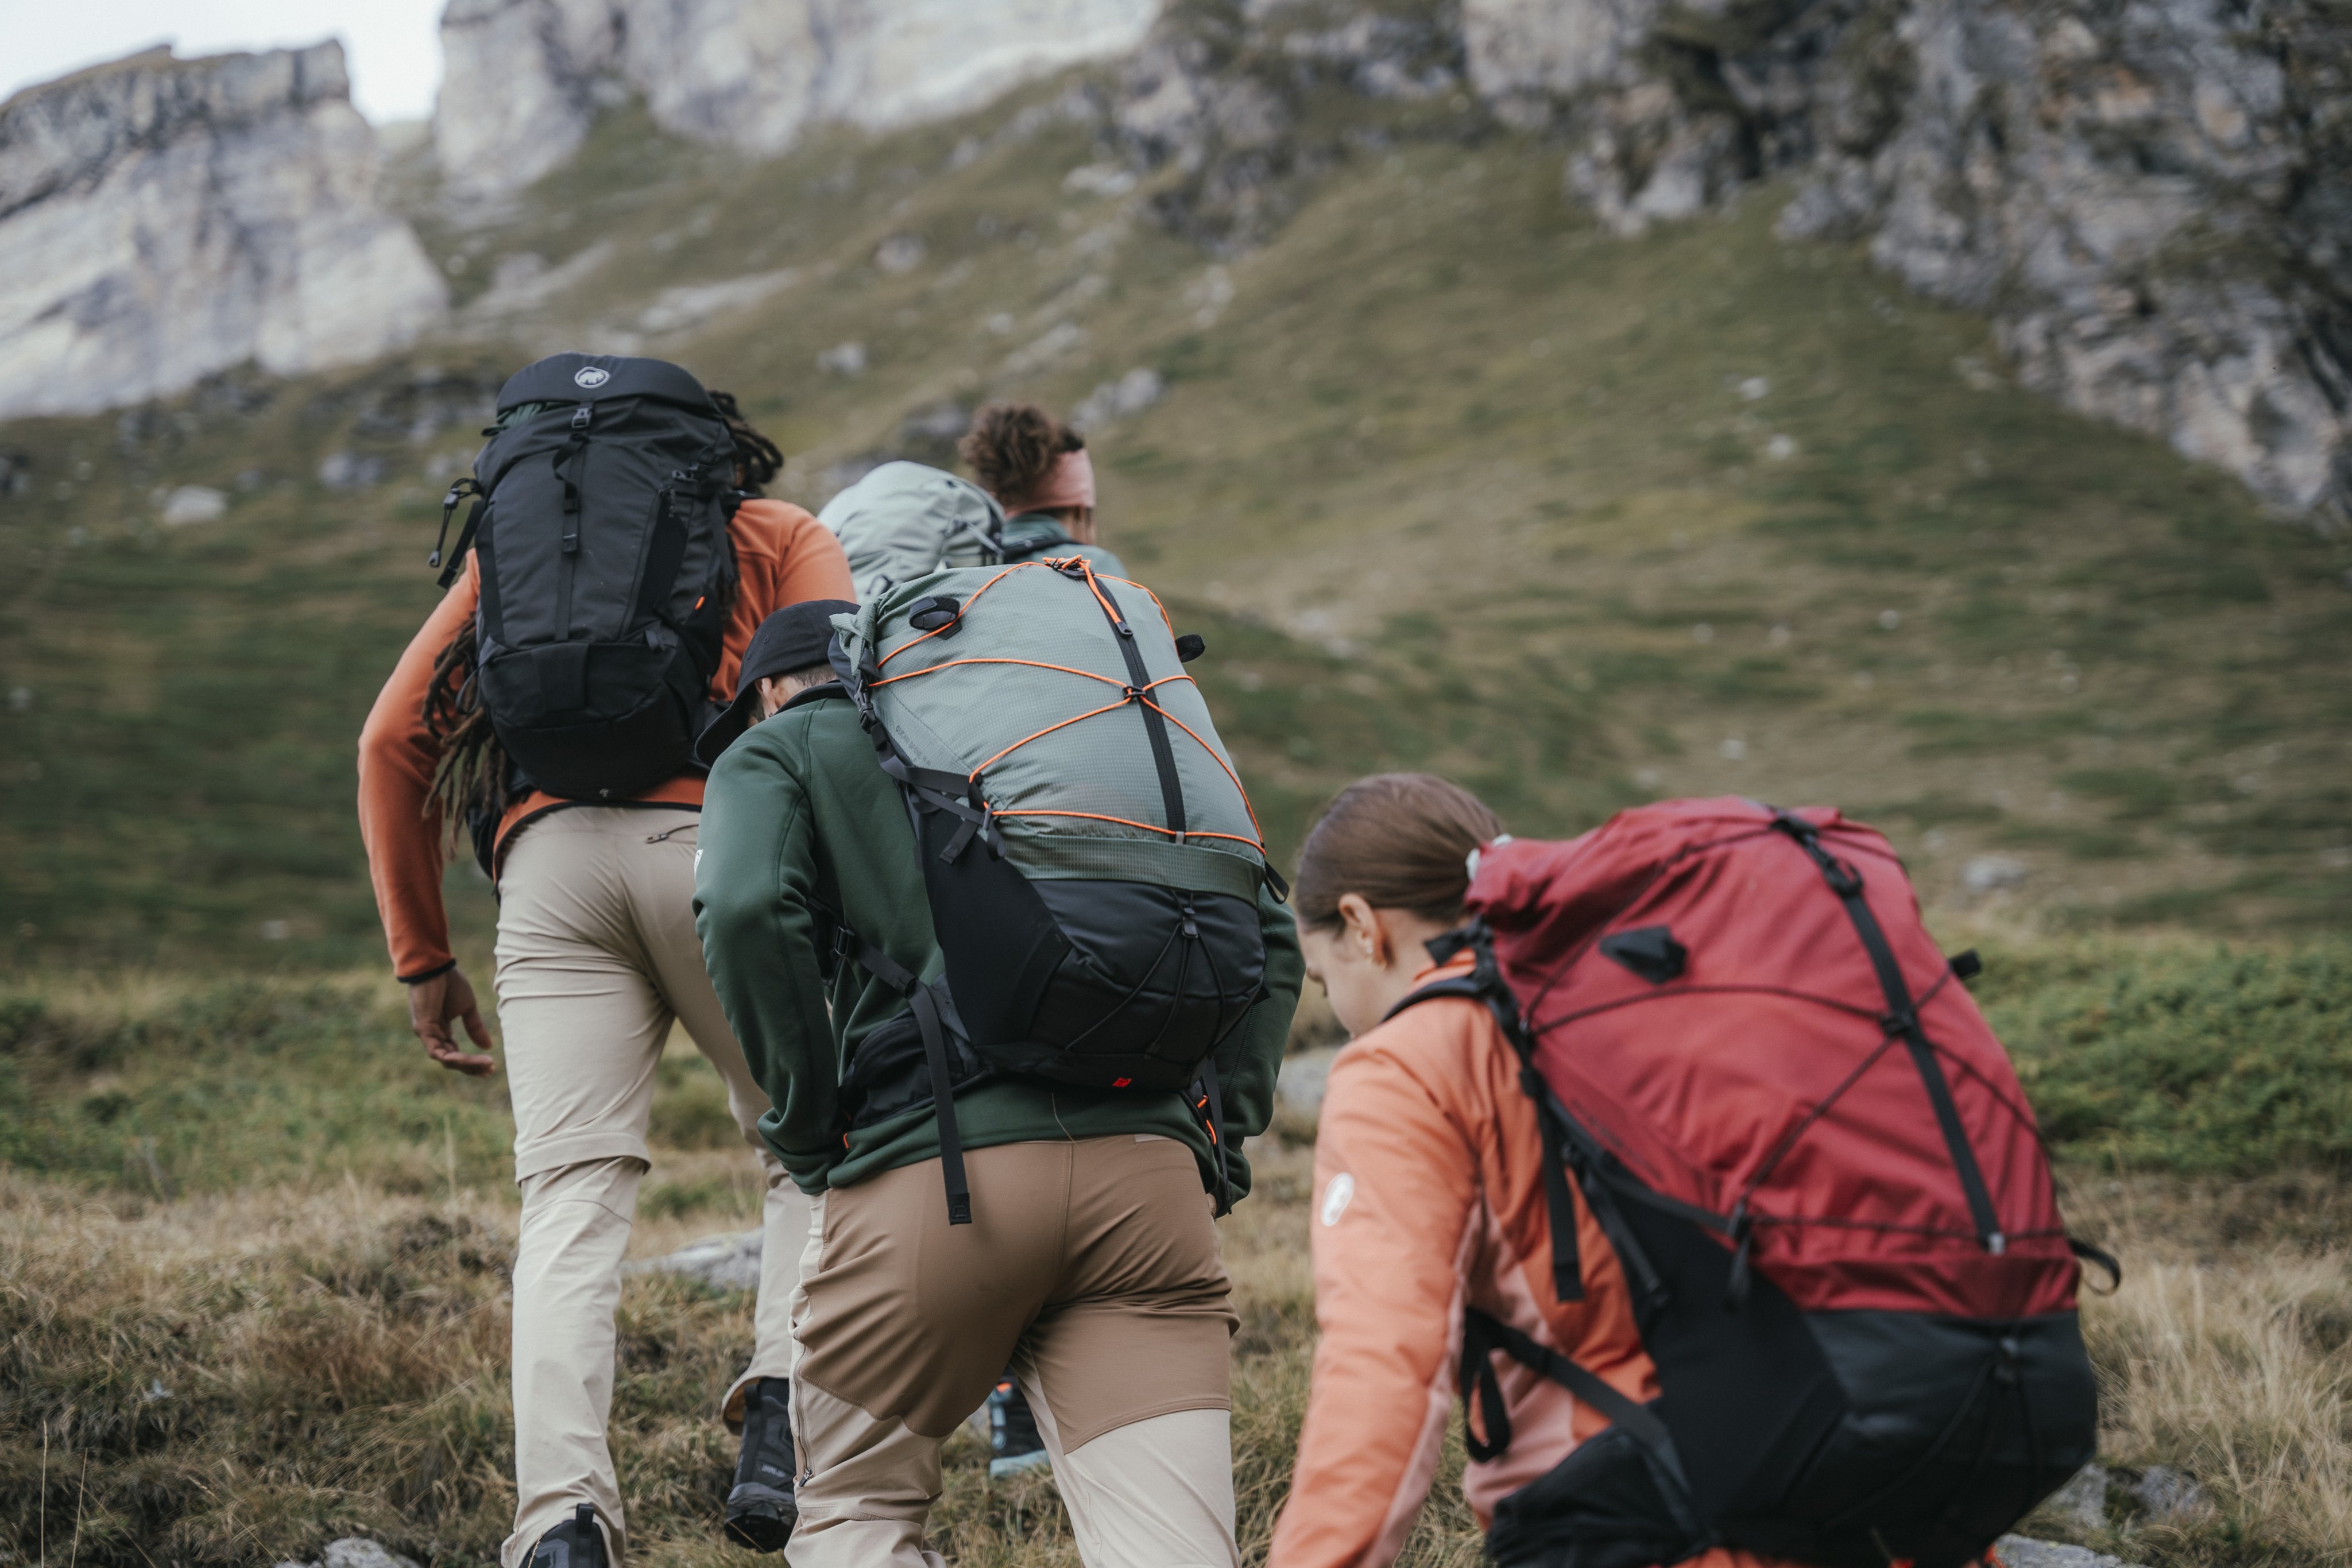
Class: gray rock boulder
627,1228,764,1291
1996,1536,2140,1568
276,1539,423,1568
1276,1046,1342,1120
0,44,447,420
2045,1462,2113,1534
434,0,1163,200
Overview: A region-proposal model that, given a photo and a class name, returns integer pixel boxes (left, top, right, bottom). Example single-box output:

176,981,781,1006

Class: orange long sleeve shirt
1269,957,1786,1568
355,498,853,980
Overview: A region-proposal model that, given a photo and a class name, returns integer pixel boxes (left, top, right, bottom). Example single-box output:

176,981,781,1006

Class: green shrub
1980,938,2352,1175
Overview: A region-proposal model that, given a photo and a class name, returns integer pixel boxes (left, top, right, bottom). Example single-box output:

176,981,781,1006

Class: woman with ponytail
1268,775,1780,1568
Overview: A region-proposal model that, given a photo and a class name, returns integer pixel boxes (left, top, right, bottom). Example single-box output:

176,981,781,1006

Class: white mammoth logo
573,366,612,389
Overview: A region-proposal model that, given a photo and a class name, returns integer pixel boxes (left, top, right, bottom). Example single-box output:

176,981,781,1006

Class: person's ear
1336,893,1383,966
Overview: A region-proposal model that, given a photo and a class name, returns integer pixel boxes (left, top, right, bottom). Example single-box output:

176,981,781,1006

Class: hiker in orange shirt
358,357,853,1568
1270,773,1658,1568
1270,773,2090,1568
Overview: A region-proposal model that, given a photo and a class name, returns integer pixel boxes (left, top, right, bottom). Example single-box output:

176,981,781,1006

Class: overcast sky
0,0,447,123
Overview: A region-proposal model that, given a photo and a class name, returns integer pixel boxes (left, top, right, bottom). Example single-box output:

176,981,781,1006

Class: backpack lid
817,460,1005,539
496,352,717,415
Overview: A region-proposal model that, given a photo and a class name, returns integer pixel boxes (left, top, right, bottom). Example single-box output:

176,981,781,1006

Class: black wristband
397,959,458,985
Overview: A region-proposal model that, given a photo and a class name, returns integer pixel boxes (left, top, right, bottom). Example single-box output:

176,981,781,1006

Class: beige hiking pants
789,1135,1243,1568
492,807,810,1568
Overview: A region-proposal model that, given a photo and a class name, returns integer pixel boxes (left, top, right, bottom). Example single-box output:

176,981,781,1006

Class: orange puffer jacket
1268,954,1785,1568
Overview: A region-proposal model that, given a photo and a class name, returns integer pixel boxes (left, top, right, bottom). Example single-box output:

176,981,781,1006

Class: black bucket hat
695,599,858,765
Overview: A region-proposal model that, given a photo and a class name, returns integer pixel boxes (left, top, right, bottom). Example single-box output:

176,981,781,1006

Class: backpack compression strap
1389,938,1584,1304
1190,1063,1234,1218
836,930,974,1226
1057,559,1187,841
431,478,488,589
1767,813,2005,1254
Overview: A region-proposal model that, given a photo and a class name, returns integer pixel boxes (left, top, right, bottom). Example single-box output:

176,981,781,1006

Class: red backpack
1396,799,2107,1568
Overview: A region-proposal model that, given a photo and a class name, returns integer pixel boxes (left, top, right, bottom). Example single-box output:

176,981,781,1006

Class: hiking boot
529,1504,608,1568
724,1376,798,1551
987,1378,1051,1480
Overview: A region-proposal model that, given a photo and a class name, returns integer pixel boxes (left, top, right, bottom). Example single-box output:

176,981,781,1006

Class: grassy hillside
5,940,2351,1568
3,76,2350,973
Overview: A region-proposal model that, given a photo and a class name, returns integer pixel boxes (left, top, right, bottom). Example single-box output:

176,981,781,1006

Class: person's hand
407,965,497,1076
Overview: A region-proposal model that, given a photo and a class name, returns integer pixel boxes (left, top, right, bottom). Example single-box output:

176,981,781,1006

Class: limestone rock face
0,44,448,421
1459,0,2352,521
1466,0,1663,111
435,0,1164,199
1811,0,2352,518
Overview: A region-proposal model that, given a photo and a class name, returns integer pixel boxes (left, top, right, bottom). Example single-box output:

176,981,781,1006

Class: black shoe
987,1378,1050,1480
530,1504,608,1568
724,1376,798,1551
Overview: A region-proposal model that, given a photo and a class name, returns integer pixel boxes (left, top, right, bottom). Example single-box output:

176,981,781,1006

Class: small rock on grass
2127,1464,2210,1521
1276,1048,1340,1117
278,1540,423,1568
627,1228,763,1291
1997,1536,2140,1568
2047,1464,2110,1534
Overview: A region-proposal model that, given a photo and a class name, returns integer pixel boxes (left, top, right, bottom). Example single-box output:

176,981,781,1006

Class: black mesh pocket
1488,1426,1705,1568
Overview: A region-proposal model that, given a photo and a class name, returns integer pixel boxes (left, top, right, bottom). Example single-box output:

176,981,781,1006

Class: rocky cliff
2,1,2341,524
0,44,448,422
434,0,1163,198
1459,0,2351,519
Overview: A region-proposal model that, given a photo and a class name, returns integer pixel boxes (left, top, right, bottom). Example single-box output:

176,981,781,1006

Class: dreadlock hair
423,617,509,845
958,402,1082,501
709,389,783,494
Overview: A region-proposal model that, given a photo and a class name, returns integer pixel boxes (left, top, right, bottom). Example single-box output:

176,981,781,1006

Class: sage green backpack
828,557,1281,1222
816,460,1006,599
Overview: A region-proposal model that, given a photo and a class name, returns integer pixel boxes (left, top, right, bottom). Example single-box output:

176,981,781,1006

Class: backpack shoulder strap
1387,931,1586,1304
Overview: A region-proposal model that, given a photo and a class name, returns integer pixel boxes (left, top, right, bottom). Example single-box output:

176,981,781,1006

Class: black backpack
431,354,741,803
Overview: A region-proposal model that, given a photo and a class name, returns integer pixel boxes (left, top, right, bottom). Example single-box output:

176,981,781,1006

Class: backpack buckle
571,404,593,430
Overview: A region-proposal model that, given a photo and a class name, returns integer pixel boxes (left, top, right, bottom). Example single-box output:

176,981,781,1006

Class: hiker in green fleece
693,596,1301,1568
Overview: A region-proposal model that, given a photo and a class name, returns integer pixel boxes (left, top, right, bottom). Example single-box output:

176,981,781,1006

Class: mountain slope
1,74,2347,969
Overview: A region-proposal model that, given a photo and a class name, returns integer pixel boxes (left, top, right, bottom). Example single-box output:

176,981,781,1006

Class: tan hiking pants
789,1135,1243,1568
492,807,810,1568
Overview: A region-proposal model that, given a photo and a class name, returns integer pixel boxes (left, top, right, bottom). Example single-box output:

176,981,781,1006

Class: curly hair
958,402,1082,500
709,389,783,494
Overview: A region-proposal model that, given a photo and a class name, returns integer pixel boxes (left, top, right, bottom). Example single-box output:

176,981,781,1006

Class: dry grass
2024,1179,2352,1567
5,959,2347,1567
6,1144,2346,1567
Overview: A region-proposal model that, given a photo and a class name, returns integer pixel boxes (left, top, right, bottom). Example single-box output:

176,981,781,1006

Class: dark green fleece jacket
694,685,1301,1199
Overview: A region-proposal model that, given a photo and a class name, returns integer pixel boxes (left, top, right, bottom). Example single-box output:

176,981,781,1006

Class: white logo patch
573,366,612,388
1319,1172,1356,1227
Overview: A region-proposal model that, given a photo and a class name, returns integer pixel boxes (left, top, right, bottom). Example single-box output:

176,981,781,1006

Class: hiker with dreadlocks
358,357,852,1568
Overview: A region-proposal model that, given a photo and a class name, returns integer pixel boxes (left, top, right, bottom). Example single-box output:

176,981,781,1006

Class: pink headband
996,447,1095,516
